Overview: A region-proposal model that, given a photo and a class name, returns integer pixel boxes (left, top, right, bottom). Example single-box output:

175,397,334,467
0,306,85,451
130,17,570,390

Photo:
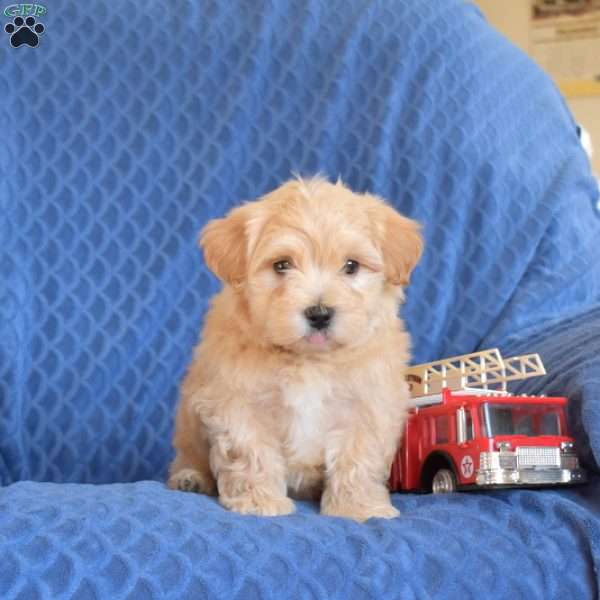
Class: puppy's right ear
200,205,261,285
368,200,423,287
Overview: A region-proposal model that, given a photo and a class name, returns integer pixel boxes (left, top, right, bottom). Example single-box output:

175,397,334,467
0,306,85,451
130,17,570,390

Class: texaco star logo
461,455,474,478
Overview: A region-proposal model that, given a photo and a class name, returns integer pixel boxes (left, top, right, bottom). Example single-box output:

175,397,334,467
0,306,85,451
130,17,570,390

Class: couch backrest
1,0,599,483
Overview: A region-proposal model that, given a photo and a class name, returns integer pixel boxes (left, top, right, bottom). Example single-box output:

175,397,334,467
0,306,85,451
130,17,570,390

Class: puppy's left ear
372,203,423,286
200,204,263,285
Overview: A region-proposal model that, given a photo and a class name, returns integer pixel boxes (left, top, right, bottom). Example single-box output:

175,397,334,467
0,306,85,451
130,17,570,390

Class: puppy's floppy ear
371,202,423,286
199,204,263,284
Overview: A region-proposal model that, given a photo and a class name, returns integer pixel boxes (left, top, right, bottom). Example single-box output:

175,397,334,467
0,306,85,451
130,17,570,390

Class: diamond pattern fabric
0,478,599,600
1,0,600,598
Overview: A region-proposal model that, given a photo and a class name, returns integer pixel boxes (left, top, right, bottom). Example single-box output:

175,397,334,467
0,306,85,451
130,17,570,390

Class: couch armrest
494,305,600,472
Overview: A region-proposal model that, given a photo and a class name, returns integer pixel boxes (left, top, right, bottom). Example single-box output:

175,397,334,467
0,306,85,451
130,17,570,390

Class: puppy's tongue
307,332,327,345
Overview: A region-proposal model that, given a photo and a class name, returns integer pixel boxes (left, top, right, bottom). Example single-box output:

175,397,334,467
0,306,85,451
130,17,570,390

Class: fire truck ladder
405,348,546,399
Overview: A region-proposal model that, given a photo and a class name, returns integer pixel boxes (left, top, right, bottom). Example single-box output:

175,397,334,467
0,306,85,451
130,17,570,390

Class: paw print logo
4,15,44,47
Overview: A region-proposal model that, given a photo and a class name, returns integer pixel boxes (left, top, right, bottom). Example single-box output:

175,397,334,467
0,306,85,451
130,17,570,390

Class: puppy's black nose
304,305,334,330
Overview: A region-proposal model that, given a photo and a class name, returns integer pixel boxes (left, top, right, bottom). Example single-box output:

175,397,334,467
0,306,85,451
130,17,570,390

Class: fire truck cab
389,349,586,493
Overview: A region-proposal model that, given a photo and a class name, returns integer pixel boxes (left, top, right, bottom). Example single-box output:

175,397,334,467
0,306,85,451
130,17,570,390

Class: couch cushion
0,480,598,599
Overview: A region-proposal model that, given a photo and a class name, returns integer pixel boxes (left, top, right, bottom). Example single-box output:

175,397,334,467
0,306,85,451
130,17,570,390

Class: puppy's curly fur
168,177,423,521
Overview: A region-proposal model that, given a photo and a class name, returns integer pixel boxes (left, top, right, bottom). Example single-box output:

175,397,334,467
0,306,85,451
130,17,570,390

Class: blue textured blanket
1,0,600,598
1,475,600,599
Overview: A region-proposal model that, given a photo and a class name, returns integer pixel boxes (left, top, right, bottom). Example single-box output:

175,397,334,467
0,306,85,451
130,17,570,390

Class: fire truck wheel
431,468,457,494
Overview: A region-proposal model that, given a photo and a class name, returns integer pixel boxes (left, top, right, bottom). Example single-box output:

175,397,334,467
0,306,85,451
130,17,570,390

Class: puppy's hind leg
168,452,217,496
168,382,218,495
168,413,217,495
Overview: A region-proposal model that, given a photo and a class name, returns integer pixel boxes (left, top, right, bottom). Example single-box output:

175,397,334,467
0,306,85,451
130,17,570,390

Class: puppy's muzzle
304,304,335,330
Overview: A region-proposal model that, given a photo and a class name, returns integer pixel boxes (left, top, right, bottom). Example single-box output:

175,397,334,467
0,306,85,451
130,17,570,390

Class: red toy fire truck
389,349,587,493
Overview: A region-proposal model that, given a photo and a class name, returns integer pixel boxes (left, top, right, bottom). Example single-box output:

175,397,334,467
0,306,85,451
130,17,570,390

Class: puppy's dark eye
343,260,359,275
273,260,292,274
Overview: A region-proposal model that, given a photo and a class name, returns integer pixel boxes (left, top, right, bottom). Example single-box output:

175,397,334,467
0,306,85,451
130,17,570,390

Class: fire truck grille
517,447,560,468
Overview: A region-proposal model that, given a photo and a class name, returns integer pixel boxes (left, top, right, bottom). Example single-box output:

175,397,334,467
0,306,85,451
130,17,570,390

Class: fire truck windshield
480,403,562,437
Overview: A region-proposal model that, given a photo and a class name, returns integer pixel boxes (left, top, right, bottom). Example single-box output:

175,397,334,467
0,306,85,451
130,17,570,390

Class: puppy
168,177,423,521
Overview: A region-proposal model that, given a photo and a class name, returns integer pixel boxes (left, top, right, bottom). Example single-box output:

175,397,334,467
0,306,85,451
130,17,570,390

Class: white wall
474,0,600,174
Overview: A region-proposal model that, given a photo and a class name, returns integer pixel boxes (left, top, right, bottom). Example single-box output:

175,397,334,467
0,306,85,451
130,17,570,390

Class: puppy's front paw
221,493,295,517
321,497,400,522
168,468,217,495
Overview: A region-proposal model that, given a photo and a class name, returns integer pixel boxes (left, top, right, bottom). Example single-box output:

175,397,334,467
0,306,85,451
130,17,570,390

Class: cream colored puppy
168,177,423,521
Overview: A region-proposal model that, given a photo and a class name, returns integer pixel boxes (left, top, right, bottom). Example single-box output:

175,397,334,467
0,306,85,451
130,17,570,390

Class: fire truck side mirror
456,407,467,444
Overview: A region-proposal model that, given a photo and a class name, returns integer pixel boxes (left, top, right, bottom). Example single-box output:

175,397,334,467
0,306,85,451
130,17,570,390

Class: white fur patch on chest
282,379,329,466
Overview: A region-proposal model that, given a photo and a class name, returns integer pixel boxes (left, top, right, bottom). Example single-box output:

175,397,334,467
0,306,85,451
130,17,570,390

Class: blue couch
1,0,600,598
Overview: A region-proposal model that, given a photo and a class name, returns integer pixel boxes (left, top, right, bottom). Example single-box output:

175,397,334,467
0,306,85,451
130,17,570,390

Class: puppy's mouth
305,330,329,346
